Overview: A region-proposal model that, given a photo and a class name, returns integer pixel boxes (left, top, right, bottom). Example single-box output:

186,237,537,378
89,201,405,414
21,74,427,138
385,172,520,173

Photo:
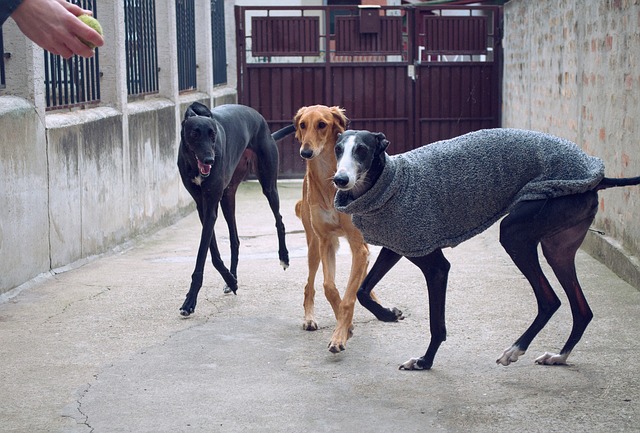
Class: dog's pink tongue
197,159,212,176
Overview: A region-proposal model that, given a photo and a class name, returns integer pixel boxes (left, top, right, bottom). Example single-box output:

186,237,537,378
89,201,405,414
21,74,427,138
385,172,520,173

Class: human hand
11,0,104,59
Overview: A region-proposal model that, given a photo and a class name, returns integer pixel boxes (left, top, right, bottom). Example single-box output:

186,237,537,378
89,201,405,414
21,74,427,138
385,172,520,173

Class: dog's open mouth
196,158,212,177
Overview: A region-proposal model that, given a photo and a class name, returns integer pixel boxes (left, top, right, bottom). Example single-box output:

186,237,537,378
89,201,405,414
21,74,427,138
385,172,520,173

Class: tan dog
293,105,371,353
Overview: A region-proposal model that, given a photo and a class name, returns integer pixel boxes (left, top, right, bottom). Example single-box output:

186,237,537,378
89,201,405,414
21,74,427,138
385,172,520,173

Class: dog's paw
534,352,568,366
223,284,237,295
328,325,353,353
328,342,346,354
391,307,404,320
179,298,196,317
399,357,431,371
179,307,194,317
279,249,289,270
374,307,404,322
496,345,525,366
303,320,318,331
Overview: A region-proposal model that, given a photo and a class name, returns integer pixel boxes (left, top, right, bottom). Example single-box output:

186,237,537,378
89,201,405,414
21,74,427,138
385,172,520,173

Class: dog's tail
272,124,296,141
595,176,640,191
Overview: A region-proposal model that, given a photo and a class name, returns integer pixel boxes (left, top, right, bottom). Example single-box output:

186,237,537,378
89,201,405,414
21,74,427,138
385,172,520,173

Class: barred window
44,0,100,110
125,0,159,97
211,0,226,86
176,0,196,92
0,26,5,89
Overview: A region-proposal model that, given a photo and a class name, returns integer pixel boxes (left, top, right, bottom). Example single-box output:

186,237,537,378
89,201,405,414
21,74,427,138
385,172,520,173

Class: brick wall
503,0,640,287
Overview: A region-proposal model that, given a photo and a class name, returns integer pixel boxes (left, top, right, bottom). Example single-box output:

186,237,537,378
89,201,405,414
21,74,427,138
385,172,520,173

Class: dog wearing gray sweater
333,128,640,370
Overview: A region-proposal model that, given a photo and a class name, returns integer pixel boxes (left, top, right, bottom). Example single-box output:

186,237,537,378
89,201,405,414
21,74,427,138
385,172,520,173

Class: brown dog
293,105,374,353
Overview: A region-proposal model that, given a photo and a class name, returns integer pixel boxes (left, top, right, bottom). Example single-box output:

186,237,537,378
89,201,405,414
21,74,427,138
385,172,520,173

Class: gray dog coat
334,128,605,257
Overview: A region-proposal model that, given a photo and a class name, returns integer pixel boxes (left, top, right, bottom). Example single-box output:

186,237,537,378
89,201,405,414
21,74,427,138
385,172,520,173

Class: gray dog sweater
334,128,605,257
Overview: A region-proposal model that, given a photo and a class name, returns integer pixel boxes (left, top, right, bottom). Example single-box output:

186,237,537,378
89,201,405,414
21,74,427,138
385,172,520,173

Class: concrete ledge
0,95,33,115
45,106,121,129
127,97,174,115
583,230,640,291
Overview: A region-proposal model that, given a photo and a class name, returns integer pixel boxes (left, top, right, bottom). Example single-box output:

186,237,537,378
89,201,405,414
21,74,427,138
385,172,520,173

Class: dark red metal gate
235,5,502,178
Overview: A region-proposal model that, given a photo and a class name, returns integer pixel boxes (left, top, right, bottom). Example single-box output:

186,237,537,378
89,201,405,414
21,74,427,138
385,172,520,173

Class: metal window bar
176,0,196,92
211,0,227,86
125,0,159,96
44,0,100,110
0,26,5,89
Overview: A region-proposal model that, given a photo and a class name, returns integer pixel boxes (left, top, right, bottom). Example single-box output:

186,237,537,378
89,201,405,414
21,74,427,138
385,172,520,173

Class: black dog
332,129,640,370
177,102,294,316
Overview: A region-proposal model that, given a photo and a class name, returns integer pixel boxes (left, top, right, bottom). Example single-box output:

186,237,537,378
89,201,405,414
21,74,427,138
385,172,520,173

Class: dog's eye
318,121,327,129
300,122,306,130
355,145,368,160
335,145,343,158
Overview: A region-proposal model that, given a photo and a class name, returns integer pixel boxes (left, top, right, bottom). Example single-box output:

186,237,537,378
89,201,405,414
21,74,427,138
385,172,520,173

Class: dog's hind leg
536,192,597,365
254,140,289,269
399,249,450,370
357,247,404,322
496,192,597,366
496,200,561,365
207,220,238,295
220,182,241,294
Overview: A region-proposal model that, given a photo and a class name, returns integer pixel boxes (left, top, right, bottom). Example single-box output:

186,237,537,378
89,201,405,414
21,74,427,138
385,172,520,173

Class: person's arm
8,0,104,58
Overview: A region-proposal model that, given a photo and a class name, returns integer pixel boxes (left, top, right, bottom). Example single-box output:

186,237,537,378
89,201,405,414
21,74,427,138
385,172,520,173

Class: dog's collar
335,154,399,215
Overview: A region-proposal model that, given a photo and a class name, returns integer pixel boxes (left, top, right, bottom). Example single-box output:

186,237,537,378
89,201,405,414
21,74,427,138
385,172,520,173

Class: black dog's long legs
497,193,597,366
221,185,240,292
256,163,289,269
537,195,597,364
207,224,238,294
357,247,403,321
496,201,561,363
181,204,220,316
263,185,289,268
400,249,450,370
539,224,593,364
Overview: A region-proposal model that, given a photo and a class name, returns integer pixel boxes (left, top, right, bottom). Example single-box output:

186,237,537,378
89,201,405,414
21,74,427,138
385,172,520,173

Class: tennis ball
77,14,103,49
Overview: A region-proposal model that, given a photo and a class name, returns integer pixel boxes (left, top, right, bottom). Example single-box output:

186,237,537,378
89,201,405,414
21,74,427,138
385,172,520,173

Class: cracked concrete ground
1,180,639,432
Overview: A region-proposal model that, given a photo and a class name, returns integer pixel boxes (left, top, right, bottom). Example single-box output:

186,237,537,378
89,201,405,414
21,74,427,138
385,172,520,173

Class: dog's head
293,105,348,160
333,130,389,195
181,102,217,177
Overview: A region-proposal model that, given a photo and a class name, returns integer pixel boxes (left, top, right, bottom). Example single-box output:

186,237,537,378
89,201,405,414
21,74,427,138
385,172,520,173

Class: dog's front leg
302,233,321,331
328,234,370,353
180,204,219,316
400,249,450,371
357,247,404,322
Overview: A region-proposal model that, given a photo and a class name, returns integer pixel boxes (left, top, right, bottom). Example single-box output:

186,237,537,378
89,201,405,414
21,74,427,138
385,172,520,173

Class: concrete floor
1,181,639,432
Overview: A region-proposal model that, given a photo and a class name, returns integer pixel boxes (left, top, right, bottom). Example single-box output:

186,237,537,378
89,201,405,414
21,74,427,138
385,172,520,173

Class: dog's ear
190,102,213,118
330,106,349,133
374,132,389,155
184,102,212,121
184,106,198,121
293,106,308,141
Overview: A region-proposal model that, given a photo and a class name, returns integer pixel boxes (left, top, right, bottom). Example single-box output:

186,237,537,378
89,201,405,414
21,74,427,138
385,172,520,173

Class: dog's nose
300,148,313,159
202,156,215,165
333,173,350,189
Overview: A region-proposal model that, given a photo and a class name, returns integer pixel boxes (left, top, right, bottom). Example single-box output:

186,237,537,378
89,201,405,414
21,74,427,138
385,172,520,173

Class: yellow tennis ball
77,14,103,49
